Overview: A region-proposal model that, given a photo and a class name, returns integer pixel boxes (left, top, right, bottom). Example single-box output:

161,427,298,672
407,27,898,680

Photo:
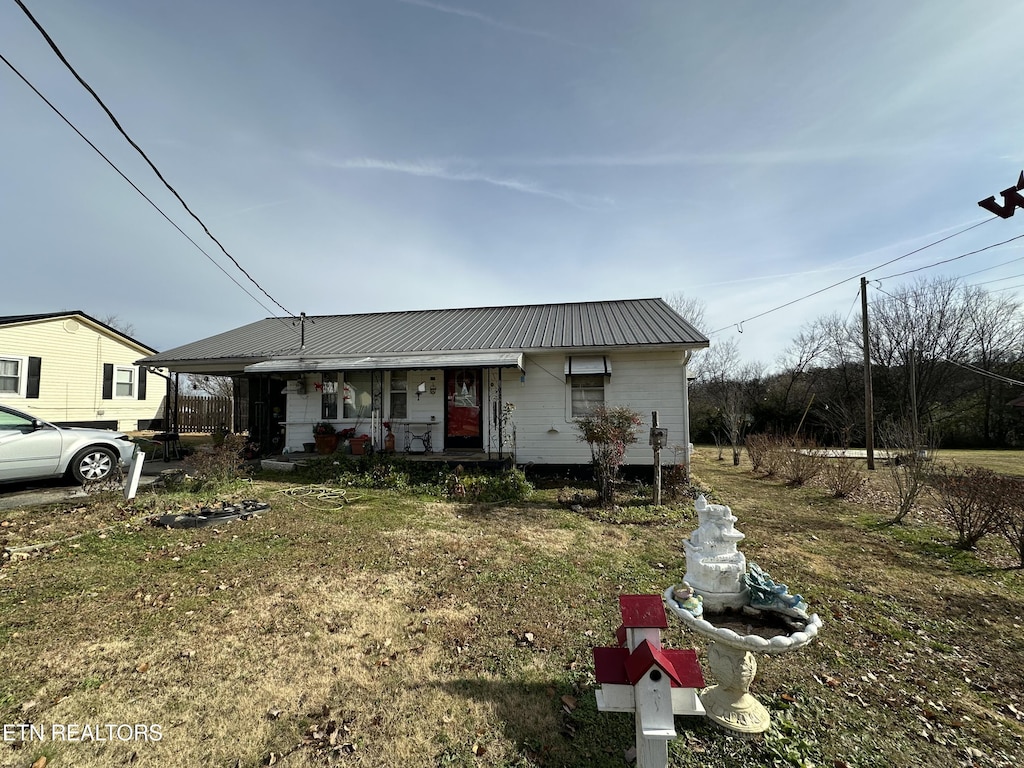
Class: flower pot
314,434,339,455
384,432,396,453
350,436,368,455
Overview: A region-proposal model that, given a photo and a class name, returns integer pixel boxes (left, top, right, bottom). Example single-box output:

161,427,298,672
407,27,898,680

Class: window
570,374,605,417
114,366,135,398
389,373,407,420
0,358,22,396
321,373,338,420
343,372,373,419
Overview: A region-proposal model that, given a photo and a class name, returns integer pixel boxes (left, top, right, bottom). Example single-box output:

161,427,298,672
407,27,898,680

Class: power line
874,231,1024,282
0,50,292,326
12,0,296,319
709,216,995,335
943,358,1024,387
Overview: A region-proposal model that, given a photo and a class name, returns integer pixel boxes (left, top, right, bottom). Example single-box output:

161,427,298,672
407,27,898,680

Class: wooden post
652,411,662,506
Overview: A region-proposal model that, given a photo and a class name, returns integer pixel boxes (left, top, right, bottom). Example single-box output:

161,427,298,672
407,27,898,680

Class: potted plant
312,422,338,454
350,433,370,456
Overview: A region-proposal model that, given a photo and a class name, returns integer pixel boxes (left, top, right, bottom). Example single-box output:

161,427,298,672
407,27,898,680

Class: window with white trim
114,366,136,398
570,374,605,417
389,373,407,419
0,357,24,397
343,372,373,419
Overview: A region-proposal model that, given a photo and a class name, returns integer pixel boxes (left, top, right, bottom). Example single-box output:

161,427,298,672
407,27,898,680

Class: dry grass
1,452,1023,767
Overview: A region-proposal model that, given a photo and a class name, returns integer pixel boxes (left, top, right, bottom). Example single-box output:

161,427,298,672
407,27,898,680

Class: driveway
0,459,182,512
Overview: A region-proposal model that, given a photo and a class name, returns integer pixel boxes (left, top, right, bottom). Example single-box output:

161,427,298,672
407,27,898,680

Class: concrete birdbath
663,495,823,735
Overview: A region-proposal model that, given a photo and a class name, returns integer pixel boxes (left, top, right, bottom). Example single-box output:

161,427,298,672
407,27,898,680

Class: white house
0,311,167,432
138,299,708,466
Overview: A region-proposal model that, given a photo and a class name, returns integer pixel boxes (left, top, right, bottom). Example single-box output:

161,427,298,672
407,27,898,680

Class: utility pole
908,347,918,439
861,278,875,470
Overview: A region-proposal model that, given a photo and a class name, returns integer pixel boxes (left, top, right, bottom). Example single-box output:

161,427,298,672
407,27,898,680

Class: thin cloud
394,0,586,48
317,155,612,209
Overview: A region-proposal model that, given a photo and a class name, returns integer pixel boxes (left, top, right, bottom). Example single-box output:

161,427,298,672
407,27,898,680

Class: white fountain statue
665,495,823,735
683,495,749,611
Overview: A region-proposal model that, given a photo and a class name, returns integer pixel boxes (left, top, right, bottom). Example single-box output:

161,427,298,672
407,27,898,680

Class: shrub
574,405,643,506
745,433,774,473
182,434,251,490
460,468,533,503
998,477,1024,567
780,441,825,486
820,457,863,498
930,463,1003,550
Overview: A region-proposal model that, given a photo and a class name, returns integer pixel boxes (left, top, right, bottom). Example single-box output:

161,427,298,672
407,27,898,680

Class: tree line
675,277,1024,453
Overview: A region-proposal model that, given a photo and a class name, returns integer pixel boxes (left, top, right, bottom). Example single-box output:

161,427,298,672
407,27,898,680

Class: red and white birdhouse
593,595,705,768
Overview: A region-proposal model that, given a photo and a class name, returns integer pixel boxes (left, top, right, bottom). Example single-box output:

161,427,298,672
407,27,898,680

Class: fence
175,395,234,434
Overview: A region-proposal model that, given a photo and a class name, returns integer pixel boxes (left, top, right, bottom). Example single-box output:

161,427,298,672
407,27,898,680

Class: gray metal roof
139,299,708,368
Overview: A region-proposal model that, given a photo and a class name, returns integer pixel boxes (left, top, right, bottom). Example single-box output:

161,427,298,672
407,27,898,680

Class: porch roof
243,350,524,374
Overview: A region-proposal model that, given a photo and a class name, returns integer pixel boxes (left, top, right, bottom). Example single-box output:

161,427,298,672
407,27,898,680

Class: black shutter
102,363,113,400
27,357,41,399
138,367,147,399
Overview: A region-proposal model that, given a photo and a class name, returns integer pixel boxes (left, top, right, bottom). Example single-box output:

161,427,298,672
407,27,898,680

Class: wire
942,358,1024,387
0,50,291,325
13,0,296,319
708,217,995,335
875,232,1024,282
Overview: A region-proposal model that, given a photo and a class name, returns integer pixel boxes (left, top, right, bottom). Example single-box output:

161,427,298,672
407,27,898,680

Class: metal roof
139,299,709,368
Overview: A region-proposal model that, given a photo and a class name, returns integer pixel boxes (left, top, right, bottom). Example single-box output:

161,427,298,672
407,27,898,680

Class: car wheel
70,446,117,484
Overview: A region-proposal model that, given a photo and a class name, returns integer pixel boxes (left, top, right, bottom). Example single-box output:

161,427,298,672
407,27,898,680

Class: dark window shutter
138,367,147,400
102,363,114,400
27,356,41,399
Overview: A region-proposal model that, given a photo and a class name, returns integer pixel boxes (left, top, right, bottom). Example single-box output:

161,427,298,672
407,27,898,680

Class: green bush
460,468,533,503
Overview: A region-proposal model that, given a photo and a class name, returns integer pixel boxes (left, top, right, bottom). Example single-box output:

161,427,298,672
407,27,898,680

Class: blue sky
3,0,1024,367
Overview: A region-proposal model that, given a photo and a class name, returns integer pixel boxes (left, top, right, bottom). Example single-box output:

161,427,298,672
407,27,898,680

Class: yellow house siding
0,316,165,431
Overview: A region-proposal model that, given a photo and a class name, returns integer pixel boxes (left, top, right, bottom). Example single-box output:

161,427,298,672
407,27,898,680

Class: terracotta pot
384,432,396,453
314,434,338,455
350,436,368,455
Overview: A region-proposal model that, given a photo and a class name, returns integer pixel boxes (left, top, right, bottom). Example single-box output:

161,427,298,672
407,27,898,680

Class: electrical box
649,428,667,449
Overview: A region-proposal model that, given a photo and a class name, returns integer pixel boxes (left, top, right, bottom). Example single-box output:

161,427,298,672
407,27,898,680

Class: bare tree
692,338,764,466
98,313,137,338
665,291,707,333
183,374,234,399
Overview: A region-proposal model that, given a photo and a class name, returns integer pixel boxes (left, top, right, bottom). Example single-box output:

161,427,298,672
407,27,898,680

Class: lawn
1,449,1022,767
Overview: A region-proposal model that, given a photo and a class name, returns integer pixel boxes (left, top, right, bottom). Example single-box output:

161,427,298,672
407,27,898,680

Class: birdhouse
593,595,705,768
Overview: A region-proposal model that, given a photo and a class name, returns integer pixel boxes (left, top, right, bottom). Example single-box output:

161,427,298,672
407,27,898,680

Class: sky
3,0,1024,370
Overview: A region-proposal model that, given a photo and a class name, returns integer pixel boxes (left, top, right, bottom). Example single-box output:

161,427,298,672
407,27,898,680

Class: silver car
0,404,136,485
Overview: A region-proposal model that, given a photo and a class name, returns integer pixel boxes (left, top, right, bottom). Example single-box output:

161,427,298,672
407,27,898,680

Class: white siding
277,352,690,465
0,316,165,431
504,350,689,466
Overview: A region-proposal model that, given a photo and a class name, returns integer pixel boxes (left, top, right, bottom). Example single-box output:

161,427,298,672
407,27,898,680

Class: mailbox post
593,595,705,768
650,411,667,506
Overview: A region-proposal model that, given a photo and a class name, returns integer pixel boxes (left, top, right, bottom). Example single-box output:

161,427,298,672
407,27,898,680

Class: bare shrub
745,433,772,473
821,458,864,498
930,463,1003,550
998,477,1024,567
878,417,936,523
780,442,825,486
183,433,251,490
747,433,785,477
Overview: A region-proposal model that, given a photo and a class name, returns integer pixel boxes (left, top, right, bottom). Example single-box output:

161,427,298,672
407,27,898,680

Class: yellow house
0,311,166,432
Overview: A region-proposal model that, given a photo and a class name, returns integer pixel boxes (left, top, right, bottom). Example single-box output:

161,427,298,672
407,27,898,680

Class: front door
445,368,482,450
